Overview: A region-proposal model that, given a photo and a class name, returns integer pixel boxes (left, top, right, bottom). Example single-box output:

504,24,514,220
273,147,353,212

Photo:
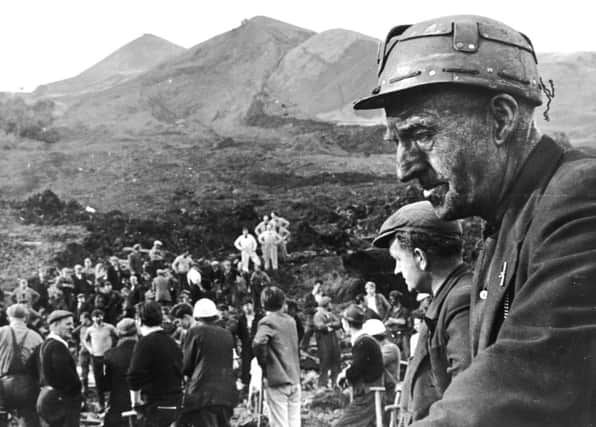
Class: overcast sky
0,0,588,92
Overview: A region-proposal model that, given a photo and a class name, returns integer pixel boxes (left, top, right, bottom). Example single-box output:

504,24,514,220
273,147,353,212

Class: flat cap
318,296,331,307
47,310,73,325
116,318,137,337
373,201,462,248
342,304,365,325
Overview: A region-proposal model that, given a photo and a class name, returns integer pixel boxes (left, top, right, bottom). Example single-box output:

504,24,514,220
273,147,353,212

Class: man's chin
426,191,462,221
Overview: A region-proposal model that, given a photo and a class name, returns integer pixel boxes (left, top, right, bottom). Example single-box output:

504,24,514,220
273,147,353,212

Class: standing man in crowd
172,251,194,292
72,264,92,296
313,296,341,389
384,290,411,359
128,244,145,278
148,240,166,276
103,318,138,427
0,304,43,427
127,302,183,427
248,264,270,311
28,267,50,312
354,14,596,425
258,223,283,271
362,281,390,320
107,257,124,292
234,227,261,273
253,286,301,427
254,215,269,238
37,310,81,427
373,201,472,424
152,269,173,306
301,280,322,352
83,308,118,412
180,299,237,426
11,278,40,309
334,304,384,427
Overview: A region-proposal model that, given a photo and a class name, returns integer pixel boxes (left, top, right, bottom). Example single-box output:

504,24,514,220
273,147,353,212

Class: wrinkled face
365,282,375,296
74,266,83,275
84,258,92,267
389,238,429,293
384,88,495,220
53,316,74,340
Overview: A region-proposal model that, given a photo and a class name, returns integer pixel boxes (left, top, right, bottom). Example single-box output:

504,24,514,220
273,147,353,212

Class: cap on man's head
91,308,104,317
6,304,28,319
318,296,331,307
153,240,163,246
373,201,462,249
342,304,365,326
133,243,141,250
389,290,404,300
116,318,137,337
47,310,73,325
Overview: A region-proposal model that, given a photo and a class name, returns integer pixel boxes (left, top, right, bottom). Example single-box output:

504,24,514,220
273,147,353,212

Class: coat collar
484,135,565,238
425,263,468,325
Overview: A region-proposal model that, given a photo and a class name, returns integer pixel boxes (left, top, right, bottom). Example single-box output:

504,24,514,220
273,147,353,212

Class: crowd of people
0,202,429,427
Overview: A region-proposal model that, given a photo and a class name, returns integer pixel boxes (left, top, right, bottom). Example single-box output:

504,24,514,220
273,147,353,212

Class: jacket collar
425,263,468,324
484,135,564,237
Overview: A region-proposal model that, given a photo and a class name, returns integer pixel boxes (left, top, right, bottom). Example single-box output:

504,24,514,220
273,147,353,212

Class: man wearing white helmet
363,318,401,408
180,299,237,427
373,201,471,425
357,14,596,426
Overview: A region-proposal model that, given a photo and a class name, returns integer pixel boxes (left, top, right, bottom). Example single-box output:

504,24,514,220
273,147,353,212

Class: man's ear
413,248,428,271
489,94,519,146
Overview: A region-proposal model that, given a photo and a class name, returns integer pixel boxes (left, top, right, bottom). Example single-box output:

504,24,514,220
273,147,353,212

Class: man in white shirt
234,228,261,273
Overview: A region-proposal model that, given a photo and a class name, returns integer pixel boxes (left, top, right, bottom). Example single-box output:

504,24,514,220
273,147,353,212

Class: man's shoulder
545,147,596,196
444,270,473,309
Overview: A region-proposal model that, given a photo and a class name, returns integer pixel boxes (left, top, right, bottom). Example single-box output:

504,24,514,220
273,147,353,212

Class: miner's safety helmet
353,15,543,110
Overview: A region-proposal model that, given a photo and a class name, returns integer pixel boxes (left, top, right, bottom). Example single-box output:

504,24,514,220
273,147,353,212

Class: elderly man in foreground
354,14,596,427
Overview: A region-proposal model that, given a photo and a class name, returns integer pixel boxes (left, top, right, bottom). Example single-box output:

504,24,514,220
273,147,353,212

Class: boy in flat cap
373,201,471,425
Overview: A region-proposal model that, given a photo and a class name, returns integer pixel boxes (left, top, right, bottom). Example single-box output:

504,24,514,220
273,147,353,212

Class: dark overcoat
412,136,596,426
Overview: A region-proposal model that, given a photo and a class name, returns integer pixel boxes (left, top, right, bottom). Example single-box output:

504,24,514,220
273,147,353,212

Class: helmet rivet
468,43,475,49
429,70,436,76
455,42,464,48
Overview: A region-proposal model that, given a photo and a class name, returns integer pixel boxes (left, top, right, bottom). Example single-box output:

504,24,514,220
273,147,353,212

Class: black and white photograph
0,1,595,426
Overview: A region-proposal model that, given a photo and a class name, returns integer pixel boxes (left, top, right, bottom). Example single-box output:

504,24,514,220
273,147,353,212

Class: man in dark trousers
103,318,138,427
313,296,341,389
37,310,82,427
354,14,596,426
127,302,183,427
179,299,237,427
373,201,472,425
334,304,384,427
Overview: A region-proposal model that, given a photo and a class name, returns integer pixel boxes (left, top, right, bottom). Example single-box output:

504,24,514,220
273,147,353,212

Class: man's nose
395,142,426,182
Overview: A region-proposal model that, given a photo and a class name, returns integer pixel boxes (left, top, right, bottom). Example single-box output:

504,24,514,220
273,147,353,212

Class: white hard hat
363,318,386,336
193,298,219,319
